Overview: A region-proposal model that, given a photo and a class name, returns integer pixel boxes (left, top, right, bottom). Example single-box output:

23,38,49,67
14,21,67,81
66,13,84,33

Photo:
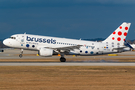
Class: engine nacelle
39,48,53,57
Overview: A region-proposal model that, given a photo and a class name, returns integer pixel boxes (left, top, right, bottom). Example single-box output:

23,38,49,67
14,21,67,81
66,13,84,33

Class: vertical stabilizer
103,22,131,46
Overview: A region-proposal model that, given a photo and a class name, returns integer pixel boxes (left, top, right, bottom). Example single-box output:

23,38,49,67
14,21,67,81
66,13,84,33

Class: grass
0,66,135,90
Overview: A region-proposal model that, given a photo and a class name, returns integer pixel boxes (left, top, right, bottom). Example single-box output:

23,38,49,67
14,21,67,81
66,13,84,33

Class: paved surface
0,49,135,66
1,49,135,59
0,62,135,66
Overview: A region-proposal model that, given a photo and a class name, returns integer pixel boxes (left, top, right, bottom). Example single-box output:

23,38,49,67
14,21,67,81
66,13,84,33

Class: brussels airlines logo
26,36,56,44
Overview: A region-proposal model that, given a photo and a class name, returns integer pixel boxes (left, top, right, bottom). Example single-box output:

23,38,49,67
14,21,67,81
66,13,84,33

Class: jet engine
39,48,53,57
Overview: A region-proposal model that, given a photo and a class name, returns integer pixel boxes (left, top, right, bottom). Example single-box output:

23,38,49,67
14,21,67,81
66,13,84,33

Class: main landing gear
19,49,23,58
60,53,66,62
60,57,66,62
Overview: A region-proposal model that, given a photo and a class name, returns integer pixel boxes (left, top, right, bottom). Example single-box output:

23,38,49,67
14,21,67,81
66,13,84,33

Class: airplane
3,22,131,62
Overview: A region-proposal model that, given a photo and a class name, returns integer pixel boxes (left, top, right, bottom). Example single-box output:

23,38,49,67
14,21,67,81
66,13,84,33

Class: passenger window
80,50,82,53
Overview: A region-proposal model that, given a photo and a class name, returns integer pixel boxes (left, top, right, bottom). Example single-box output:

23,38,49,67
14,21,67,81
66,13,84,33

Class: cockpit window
10,37,16,39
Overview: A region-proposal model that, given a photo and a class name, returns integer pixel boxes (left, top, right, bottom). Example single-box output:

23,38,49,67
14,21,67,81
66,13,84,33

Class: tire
19,54,23,58
60,57,66,62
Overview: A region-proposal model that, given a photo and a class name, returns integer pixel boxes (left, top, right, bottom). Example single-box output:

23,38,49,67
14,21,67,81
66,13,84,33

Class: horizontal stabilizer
124,40,134,50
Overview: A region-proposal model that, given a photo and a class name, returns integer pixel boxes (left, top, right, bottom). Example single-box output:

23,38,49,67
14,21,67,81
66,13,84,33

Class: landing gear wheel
19,49,23,58
60,57,66,62
19,54,23,58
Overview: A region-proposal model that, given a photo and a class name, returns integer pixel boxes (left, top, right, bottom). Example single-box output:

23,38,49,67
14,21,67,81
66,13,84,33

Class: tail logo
112,37,115,40
113,32,116,34
124,32,127,36
111,26,129,41
117,37,121,41
118,31,122,36
125,27,128,30
120,26,122,29
103,22,131,45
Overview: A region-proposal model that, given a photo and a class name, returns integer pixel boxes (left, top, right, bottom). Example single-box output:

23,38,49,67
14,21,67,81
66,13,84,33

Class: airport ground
0,49,135,90
0,66,135,90
1,49,135,63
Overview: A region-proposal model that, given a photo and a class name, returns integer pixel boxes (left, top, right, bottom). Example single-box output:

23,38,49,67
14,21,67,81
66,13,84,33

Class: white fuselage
3,34,118,55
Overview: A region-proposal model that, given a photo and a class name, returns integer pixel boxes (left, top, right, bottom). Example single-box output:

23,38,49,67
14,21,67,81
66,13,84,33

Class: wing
124,40,134,50
48,45,82,53
113,46,130,52
113,47,126,50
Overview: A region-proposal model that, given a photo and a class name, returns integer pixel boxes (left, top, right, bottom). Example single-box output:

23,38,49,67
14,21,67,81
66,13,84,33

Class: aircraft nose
3,39,9,46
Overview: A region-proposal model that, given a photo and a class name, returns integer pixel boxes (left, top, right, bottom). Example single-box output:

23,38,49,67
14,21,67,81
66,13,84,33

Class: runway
0,62,135,66
1,49,135,66
1,50,135,90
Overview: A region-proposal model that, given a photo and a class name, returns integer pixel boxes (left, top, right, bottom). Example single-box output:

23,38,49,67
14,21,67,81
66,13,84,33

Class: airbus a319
3,22,131,62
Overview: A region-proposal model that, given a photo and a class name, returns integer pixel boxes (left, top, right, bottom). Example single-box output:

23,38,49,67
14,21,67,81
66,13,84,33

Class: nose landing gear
19,49,23,58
